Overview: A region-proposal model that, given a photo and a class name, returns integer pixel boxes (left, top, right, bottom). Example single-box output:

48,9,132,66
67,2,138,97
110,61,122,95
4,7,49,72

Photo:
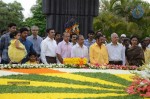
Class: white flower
140,82,145,86
8,66,11,69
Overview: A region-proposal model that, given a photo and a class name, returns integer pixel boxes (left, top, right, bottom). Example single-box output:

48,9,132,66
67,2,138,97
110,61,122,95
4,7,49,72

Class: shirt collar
7,32,10,35
20,37,26,42
32,35,38,39
86,39,95,43
94,42,99,46
47,37,54,41
94,42,104,47
62,40,70,45
71,42,76,45
110,42,119,46
76,43,84,48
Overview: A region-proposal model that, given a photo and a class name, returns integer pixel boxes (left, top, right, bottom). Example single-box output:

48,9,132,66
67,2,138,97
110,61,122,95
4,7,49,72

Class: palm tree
109,0,144,21
94,0,150,38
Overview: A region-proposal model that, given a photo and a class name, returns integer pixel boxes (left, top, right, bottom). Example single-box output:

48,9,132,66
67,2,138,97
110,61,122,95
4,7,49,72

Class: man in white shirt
71,35,88,60
40,28,57,64
106,33,125,65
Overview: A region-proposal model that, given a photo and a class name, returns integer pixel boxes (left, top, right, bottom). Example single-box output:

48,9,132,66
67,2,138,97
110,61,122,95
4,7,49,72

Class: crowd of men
0,23,150,66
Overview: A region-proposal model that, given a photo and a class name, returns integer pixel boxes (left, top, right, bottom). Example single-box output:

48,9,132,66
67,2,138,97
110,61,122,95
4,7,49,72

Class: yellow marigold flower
63,58,87,65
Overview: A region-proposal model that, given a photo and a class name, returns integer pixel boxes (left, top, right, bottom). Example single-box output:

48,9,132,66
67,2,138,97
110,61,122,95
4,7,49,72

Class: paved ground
52,68,133,74
0,70,25,76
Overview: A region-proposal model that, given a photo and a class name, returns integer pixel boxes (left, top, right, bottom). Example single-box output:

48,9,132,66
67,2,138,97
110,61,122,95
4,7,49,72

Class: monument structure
42,0,99,38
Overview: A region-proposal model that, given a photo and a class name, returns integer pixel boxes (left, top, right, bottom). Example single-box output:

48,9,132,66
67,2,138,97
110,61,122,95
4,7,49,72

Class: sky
3,0,36,19
2,0,150,19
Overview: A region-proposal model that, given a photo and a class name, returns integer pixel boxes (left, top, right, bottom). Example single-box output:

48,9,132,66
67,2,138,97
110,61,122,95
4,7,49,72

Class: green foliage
93,12,128,39
0,0,24,31
94,0,150,40
23,0,46,37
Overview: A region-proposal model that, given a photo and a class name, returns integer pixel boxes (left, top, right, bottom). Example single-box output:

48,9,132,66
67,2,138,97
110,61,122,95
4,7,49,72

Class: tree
93,11,128,39
0,0,24,31
23,0,46,36
93,0,150,39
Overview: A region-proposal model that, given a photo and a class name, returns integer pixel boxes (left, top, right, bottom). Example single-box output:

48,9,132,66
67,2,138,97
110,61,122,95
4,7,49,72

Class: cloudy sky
2,0,150,19
3,0,36,18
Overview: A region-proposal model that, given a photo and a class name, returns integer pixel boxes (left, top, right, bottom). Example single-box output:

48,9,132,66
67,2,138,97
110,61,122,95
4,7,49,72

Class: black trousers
1,60,9,64
109,61,123,65
46,56,57,64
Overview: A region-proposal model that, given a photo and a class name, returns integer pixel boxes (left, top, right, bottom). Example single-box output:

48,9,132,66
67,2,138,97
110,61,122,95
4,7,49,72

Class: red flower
126,86,137,94
146,85,150,92
145,92,150,97
141,92,150,97
137,87,145,93
94,63,100,67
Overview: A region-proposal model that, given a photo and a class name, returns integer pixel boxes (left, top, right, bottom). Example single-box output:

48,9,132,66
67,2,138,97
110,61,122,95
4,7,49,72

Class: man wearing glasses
27,26,43,57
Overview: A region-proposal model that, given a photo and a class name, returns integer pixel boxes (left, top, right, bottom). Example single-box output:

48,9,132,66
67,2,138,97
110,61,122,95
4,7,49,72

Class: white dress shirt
70,42,76,47
40,37,57,64
71,43,89,60
106,42,125,65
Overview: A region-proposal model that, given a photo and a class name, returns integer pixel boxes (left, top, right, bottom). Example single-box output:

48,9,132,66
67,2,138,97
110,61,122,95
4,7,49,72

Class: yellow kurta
8,39,27,63
144,48,150,64
89,43,108,64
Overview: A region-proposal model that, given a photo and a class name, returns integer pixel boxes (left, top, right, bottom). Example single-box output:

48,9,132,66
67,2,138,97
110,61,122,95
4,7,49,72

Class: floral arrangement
64,17,80,34
89,64,138,70
0,64,66,69
0,63,138,70
126,64,150,97
63,58,87,65
0,57,139,70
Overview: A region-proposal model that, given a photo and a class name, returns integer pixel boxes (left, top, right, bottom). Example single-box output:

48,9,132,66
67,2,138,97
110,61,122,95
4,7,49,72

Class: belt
46,56,56,59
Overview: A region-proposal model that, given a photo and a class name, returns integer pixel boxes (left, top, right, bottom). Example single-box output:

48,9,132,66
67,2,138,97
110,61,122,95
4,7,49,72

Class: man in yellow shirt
89,34,108,65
